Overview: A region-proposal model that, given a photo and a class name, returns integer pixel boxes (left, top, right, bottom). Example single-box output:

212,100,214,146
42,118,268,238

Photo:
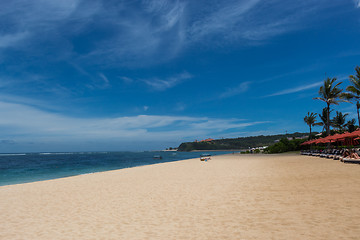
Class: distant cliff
177,132,310,151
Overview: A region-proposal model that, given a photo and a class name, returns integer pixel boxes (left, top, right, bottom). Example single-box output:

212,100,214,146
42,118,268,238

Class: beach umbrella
318,135,331,143
318,134,342,143
345,129,360,138
301,140,312,145
301,139,318,145
337,130,360,146
311,138,322,144
327,134,341,141
318,138,326,144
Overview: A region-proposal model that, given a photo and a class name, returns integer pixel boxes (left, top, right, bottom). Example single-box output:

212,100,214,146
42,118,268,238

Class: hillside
177,132,310,151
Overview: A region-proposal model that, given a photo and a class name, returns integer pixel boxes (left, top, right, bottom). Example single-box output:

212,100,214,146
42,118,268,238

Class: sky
0,0,360,152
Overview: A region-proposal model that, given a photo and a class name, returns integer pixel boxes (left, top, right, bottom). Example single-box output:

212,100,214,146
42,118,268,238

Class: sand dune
1,153,360,239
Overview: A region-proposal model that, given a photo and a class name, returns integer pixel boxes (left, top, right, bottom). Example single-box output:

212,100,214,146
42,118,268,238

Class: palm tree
344,66,360,125
332,111,348,132
346,118,357,132
317,107,333,132
304,112,317,139
314,77,347,136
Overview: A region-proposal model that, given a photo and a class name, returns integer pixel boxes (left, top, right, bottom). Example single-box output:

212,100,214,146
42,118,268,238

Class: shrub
266,138,305,154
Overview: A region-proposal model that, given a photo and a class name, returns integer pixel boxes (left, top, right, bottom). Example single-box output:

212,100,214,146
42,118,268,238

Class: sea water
0,151,231,186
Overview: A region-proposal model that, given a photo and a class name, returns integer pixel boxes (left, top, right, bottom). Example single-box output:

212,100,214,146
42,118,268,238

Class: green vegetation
234,66,360,154
345,66,360,125
265,138,305,154
177,132,310,151
313,77,348,136
332,111,348,132
303,112,318,139
347,118,357,132
317,107,332,133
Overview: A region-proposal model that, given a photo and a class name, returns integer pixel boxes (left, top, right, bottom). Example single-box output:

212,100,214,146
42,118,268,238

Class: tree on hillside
303,112,317,139
344,66,360,125
314,77,347,136
332,111,348,132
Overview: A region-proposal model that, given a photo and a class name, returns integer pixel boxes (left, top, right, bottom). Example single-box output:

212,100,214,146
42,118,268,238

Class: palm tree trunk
326,103,330,136
326,103,330,149
357,101,360,127
309,125,312,139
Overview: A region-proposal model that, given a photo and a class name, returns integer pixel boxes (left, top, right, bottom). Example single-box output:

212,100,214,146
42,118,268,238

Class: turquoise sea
0,151,231,186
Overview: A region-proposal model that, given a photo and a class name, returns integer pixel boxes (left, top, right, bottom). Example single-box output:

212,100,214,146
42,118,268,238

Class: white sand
1,153,360,239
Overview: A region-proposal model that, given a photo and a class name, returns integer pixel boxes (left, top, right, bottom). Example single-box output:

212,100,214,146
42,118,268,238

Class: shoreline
1,153,359,239
0,156,198,187
189,149,244,152
0,151,230,187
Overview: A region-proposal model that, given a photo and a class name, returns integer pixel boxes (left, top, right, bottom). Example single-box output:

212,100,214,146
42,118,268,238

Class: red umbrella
337,130,360,139
334,131,360,146
318,135,333,143
313,138,324,144
327,134,341,141
301,139,317,145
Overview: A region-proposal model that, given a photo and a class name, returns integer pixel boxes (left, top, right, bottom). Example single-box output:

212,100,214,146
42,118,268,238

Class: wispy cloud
120,76,134,84
0,101,267,143
0,32,29,48
174,102,186,111
142,72,193,91
355,0,360,8
98,73,111,89
0,0,343,69
189,119,269,132
78,0,187,67
188,0,261,41
263,82,323,98
186,0,330,45
219,81,251,99
0,0,81,47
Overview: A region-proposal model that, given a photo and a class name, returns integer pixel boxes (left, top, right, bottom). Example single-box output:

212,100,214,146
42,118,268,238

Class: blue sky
0,0,360,152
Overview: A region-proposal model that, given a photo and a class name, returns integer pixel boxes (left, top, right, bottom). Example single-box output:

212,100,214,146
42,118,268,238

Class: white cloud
0,101,266,143
0,0,80,25
0,0,343,68
219,81,251,98
98,73,110,88
186,0,327,45
80,0,187,67
263,82,323,97
355,0,360,8
188,0,261,41
142,72,193,91
174,102,186,111
0,32,29,48
0,0,80,45
189,119,269,132
120,76,134,84
85,73,111,89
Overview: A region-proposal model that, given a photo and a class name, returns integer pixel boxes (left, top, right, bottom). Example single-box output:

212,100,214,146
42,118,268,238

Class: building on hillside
201,138,214,142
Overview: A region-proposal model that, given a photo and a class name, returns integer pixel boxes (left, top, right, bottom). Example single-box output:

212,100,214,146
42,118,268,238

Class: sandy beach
1,153,360,239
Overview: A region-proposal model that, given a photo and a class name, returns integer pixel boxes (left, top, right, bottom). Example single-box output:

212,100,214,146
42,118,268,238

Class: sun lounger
342,158,360,164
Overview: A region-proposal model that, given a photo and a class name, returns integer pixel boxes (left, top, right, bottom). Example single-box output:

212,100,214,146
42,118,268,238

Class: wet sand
1,153,360,239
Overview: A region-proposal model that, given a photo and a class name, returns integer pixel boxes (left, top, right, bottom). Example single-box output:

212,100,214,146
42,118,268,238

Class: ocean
0,151,231,186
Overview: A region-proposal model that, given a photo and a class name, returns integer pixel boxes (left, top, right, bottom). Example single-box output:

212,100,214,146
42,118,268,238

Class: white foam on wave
0,153,27,156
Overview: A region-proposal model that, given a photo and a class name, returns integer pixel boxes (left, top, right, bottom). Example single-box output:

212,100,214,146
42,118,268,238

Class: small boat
200,153,211,161
153,155,162,159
